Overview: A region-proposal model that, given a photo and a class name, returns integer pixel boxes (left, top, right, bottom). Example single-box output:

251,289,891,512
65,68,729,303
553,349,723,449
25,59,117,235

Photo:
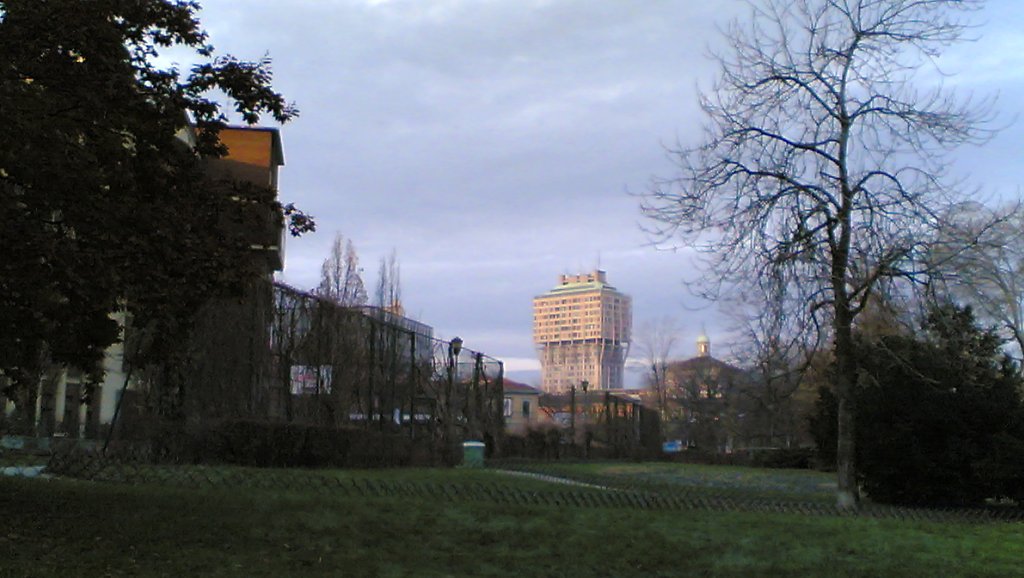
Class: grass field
1,464,1022,577
499,461,840,503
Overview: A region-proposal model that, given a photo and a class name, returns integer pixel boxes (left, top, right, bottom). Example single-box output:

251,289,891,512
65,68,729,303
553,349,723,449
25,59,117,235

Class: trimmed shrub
812,304,1024,506
177,419,419,468
500,425,564,460
747,447,815,469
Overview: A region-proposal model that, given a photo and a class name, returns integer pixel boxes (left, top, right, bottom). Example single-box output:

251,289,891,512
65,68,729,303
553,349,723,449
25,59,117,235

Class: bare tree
641,0,994,508
666,356,746,452
375,249,402,313
930,203,1024,360
730,276,814,448
634,316,681,421
370,249,403,428
317,233,368,307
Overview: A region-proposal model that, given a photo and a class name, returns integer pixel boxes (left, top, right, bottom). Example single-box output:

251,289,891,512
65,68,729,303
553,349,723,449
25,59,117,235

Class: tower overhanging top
537,270,625,298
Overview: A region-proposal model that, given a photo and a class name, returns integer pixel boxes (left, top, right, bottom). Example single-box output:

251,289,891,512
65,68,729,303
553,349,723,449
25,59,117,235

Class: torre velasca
533,270,632,392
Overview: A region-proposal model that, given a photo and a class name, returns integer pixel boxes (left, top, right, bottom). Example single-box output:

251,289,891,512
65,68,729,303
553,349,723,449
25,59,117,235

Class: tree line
640,0,1023,508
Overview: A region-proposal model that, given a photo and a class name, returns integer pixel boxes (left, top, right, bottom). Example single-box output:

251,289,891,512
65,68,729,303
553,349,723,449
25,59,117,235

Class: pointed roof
503,379,541,395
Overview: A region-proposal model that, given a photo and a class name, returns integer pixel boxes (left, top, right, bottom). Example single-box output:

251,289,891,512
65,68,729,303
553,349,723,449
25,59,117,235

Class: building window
521,400,531,418
503,397,513,417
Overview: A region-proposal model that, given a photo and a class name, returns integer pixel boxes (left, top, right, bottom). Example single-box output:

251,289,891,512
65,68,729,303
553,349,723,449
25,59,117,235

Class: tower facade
533,270,631,392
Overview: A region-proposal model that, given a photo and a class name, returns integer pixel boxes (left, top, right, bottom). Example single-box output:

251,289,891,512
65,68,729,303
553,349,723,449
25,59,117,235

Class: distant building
202,126,287,274
537,388,659,457
502,379,541,435
532,270,631,392
357,304,433,342
656,333,750,452
642,332,817,451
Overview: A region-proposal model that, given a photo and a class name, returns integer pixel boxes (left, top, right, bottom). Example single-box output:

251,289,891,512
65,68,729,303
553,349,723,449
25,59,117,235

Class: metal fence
0,449,1018,524
2,281,505,466
265,282,504,444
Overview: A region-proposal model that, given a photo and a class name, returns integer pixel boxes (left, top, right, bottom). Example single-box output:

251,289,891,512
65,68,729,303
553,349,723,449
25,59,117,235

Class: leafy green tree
0,0,311,428
813,304,1024,506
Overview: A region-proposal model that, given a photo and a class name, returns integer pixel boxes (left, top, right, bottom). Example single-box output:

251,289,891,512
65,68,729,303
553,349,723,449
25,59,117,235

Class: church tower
696,331,711,357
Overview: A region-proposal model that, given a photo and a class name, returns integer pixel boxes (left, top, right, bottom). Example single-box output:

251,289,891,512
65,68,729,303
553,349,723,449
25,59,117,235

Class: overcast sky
192,0,1024,385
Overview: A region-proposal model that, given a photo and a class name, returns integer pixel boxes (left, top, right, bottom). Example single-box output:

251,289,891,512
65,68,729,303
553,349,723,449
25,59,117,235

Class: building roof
503,379,541,395
534,269,628,299
356,305,433,339
538,389,642,409
537,280,624,298
667,355,748,377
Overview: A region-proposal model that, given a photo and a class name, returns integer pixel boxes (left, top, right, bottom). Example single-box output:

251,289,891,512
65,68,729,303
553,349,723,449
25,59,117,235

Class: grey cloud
193,0,1024,369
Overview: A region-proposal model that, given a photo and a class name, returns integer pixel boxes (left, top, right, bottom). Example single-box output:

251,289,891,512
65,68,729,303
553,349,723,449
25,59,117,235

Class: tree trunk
833,308,859,508
7,372,38,436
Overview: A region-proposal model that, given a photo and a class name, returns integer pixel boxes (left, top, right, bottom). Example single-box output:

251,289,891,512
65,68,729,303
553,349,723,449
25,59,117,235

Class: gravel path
492,469,608,490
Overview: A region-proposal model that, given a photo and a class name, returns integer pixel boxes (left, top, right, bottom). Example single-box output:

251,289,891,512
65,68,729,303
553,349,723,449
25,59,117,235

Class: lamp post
446,337,462,463
447,337,463,397
569,383,576,449
448,337,463,372
581,380,589,458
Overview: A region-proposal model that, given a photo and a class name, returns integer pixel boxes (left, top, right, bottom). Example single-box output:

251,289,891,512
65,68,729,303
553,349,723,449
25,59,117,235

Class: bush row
151,420,445,468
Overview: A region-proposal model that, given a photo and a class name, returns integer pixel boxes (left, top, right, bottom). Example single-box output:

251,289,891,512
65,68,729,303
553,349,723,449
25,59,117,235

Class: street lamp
447,336,463,392
445,336,463,463
569,382,577,448
581,380,589,458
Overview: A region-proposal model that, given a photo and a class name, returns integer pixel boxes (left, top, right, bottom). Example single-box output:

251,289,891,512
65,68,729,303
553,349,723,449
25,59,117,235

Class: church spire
697,327,710,357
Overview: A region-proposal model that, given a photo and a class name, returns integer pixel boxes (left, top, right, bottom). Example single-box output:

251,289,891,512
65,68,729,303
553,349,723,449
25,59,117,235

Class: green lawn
0,454,48,468
1,465,1022,577
498,461,839,503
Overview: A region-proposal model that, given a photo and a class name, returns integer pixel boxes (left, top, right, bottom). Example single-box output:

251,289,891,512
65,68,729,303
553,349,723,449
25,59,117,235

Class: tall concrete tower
533,270,632,392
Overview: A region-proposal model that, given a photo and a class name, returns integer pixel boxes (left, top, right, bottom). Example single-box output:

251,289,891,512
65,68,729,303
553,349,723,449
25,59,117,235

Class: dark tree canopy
0,0,310,418
813,304,1024,506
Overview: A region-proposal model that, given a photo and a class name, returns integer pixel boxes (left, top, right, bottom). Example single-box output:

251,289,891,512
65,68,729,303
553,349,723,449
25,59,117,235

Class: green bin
461,441,485,468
